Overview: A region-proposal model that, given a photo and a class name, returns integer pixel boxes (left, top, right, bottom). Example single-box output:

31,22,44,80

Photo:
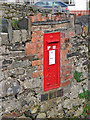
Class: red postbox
44,32,60,91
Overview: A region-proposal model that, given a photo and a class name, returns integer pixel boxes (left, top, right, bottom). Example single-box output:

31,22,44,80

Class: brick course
32,71,43,78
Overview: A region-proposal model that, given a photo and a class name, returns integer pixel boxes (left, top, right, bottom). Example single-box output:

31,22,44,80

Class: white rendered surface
68,0,89,11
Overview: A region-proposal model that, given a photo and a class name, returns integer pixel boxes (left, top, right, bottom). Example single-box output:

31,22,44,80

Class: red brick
51,15,57,21
38,53,43,59
65,38,70,43
61,38,70,44
37,13,42,21
37,65,43,71
61,53,66,60
61,49,69,55
65,43,70,48
37,42,42,49
31,42,42,50
42,15,47,21
32,26,41,31
32,60,43,66
66,31,74,38
66,74,73,80
32,36,43,42
32,31,43,37
58,14,61,21
61,80,70,87
66,65,73,69
62,70,70,76
38,47,43,53
61,76,65,81
31,44,43,55
70,32,75,37
67,43,71,48
31,49,37,55
32,71,43,78
30,16,37,22
30,43,37,49
54,15,58,21
25,43,31,55
62,60,70,66
61,66,66,71
47,14,51,21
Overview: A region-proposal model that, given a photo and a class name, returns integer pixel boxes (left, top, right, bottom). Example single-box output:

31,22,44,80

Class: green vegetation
80,104,90,117
79,88,90,117
12,20,19,30
78,88,89,100
74,71,82,82
73,106,78,111
22,113,26,117
74,70,89,118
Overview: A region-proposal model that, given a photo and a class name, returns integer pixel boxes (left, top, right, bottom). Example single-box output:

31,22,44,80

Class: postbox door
44,32,60,91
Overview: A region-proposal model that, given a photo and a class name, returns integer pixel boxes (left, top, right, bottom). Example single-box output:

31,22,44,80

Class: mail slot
44,32,60,91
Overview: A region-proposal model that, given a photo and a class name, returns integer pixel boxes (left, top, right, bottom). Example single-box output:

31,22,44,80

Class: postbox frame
44,32,60,91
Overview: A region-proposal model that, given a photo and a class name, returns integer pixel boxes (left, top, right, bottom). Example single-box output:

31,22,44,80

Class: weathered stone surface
2,59,13,65
18,18,28,30
31,106,38,114
37,113,46,118
40,102,48,112
72,98,82,107
11,60,32,69
74,107,83,117
75,24,82,35
24,78,41,89
57,103,62,111
0,4,89,118
0,79,20,97
63,99,73,109
0,81,7,97
12,30,21,43
2,99,21,114
47,107,58,118
1,33,9,45
9,68,25,76
21,30,27,42
19,76,26,81
1,18,9,33
66,109,75,117
70,85,78,99
24,110,32,117
57,110,64,118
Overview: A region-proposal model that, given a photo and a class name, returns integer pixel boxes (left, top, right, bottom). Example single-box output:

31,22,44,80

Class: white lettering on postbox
47,46,51,50
49,50,55,65
53,45,56,49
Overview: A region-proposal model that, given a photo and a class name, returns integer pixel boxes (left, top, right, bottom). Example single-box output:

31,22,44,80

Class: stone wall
0,5,89,119
1,3,52,20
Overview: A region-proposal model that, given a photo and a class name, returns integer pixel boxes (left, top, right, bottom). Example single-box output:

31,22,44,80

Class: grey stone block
75,24,82,35
11,60,32,69
21,30,27,42
0,79,20,97
24,78,41,89
12,30,21,43
0,33,9,45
